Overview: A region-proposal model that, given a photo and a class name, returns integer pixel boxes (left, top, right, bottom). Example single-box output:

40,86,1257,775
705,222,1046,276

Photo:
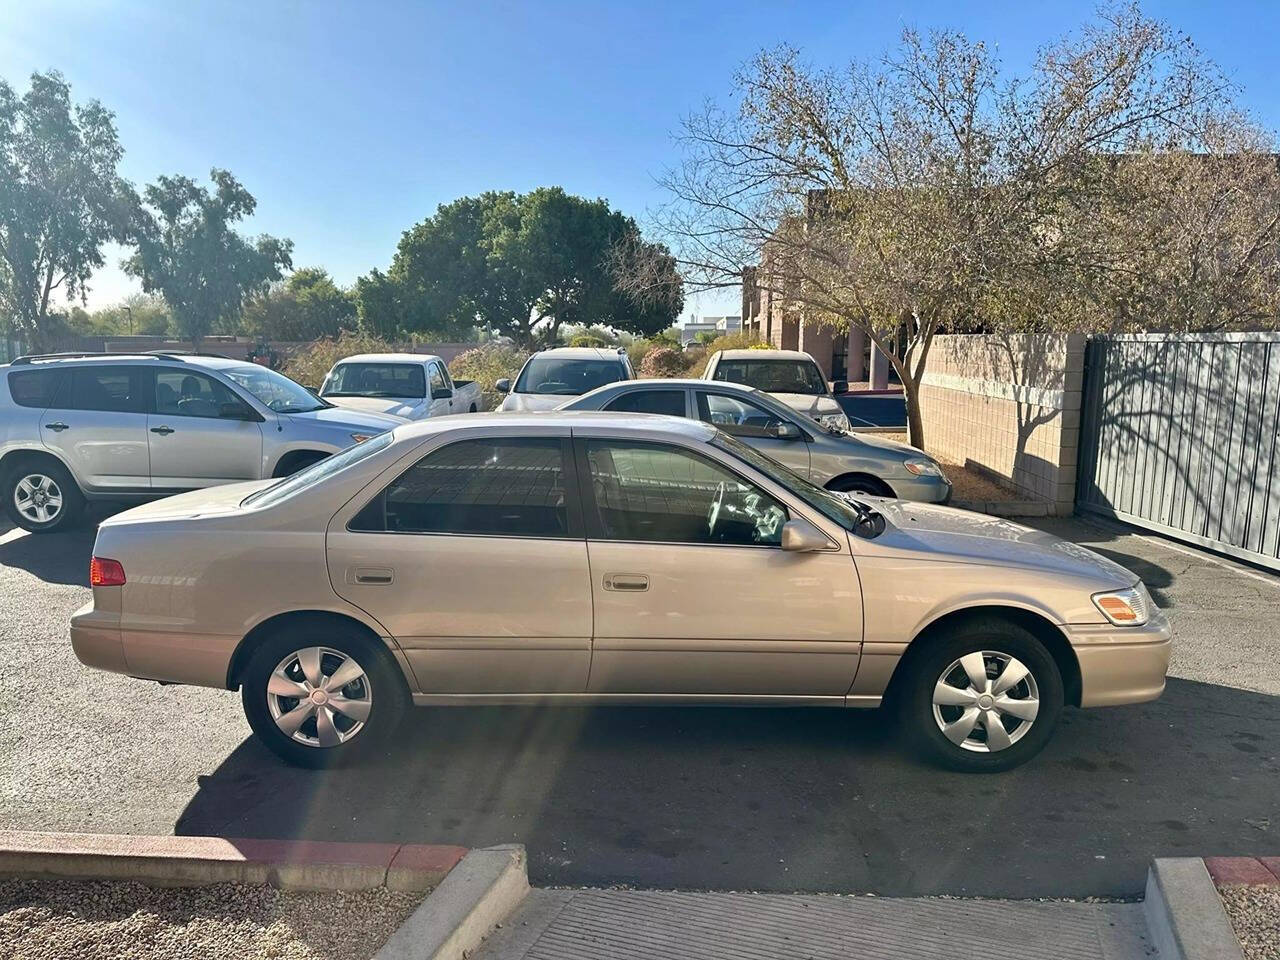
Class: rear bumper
69,600,129,676
1065,612,1173,707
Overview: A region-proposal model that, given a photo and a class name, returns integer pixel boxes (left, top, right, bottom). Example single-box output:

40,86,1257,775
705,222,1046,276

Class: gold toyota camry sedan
70,413,1171,772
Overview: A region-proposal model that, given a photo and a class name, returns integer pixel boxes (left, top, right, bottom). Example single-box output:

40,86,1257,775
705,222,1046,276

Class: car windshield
712,432,884,537
243,431,394,508
515,356,627,395
712,359,828,395
223,365,329,413
322,362,426,399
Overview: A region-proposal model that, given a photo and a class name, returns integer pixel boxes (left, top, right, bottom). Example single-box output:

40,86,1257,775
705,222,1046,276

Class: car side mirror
774,422,802,440
495,378,511,394
220,401,259,421
781,518,832,552
832,380,849,394
431,387,452,400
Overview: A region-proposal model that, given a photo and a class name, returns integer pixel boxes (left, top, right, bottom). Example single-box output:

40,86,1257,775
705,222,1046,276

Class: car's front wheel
900,618,1064,772
3,460,85,533
240,621,408,768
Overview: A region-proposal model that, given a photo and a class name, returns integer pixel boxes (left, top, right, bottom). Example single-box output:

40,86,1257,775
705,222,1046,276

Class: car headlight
904,458,944,478
350,433,374,443
1091,584,1152,626
819,412,851,432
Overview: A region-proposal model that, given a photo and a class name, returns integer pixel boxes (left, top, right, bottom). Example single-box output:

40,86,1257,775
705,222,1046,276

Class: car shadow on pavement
174,676,1279,900
0,517,102,586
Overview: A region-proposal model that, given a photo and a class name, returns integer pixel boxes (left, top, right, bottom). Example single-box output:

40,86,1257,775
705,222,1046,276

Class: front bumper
890,473,953,505
1065,610,1173,707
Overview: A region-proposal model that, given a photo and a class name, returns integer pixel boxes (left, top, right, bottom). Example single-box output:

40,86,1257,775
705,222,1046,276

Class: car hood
322,395,424,419
101,480,274,525
285,406,407,430
868,500,1138,586
771,393,844,417
500,392,575,413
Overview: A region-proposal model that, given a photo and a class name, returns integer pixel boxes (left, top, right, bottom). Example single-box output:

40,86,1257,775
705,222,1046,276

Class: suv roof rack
8,350,229,365
10,351,124,365
142,349,229,359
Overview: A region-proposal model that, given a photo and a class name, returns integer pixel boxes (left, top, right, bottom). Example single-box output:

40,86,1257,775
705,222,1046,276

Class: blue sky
3,0,1279,321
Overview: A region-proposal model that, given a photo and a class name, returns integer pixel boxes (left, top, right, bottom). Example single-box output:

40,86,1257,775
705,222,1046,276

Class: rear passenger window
7,370,62,408
604,390,687,417
351,438,570,538
61,368,144,414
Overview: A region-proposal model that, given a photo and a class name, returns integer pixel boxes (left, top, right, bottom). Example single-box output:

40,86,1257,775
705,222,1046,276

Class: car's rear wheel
240,621,408,768
900,619,1063,772
827,474,893,497
3,460,85,533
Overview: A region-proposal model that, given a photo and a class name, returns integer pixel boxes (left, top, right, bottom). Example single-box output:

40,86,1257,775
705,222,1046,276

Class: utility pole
122,306,133,335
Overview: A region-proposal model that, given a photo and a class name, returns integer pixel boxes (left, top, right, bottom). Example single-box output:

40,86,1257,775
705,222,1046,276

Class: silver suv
0,352,405,533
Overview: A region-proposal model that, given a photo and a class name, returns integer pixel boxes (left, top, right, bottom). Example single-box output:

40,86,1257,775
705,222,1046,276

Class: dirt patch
878,432,1024,503
0,878,423,960
1218,883,1280,960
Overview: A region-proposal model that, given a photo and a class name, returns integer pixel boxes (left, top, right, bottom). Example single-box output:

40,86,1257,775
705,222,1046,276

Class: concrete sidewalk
475,888,1154,960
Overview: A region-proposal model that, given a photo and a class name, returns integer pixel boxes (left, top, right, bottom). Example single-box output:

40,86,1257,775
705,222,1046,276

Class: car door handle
150,425,175,435
351,567,395,585
603,574,649,592
44,421,70,432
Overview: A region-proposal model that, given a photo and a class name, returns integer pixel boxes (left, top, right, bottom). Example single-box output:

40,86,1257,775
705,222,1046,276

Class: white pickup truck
702,348,851,432
318,353,483,420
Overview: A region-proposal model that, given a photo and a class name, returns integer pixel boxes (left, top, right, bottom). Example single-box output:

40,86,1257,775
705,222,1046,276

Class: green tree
380,188,683,347
0,71,132,348
243,267,356,340
123,169,292,348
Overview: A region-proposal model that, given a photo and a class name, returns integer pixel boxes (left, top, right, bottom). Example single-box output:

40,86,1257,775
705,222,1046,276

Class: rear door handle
351,567,395,585
44,421,70,432
150,425,175,435
603,574,649,592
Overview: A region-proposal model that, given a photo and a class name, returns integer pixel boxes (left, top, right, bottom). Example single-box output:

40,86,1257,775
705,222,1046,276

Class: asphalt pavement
0,507,1276,899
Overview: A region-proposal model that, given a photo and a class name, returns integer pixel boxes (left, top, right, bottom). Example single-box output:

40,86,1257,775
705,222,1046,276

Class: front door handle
351,567,395,585
150,425,175,435
44,421,70,432
603,573,649,592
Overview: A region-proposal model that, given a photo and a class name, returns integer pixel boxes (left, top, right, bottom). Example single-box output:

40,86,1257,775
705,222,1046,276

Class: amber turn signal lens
1096,595,1137,621
90,557,126,587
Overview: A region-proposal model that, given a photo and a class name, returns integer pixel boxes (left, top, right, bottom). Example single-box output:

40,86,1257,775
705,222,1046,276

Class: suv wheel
240,621,408,768
3,461,85,533
900,618,1063,772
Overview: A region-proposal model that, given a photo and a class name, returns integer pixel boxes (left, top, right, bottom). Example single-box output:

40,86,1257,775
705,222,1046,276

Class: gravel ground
879,431,1022,501
1218,884,1280,960
0,878,423,960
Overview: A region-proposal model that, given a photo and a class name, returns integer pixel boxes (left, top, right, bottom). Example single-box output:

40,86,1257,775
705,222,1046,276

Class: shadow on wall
1078,335,1279,563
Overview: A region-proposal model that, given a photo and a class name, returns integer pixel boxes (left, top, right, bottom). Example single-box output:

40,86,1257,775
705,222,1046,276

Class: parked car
71,412,1170,773
318,353,483,420
702,348,851,431
496,346,633,412
0,352,405,534
561,379,950,502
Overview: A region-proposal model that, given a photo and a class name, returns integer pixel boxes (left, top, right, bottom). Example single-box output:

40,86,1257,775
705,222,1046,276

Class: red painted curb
1260,857,1280,883
0,829,465,892
1205,856,1280,886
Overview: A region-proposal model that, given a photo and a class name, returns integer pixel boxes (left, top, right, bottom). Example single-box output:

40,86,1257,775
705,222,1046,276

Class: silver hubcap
266,646,372,748
14,473,63,524
932,650,1040,753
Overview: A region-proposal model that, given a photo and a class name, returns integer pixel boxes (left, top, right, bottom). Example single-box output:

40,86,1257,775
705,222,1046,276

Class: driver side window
154,369,240,419
583,440,786,546
696,392,789,439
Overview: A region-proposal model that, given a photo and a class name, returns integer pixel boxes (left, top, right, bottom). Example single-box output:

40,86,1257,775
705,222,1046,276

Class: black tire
3,458,85,534
272,451,328,478
827,475,892,497
468,404,477,413
899,618,1064,773
240,619,409,768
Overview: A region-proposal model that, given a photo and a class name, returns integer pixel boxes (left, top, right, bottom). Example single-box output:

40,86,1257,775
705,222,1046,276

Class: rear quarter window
6,370,62,408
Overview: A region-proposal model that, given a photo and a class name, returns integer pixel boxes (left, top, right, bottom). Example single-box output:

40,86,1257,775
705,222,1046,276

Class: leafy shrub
639,345,692,378
452,342,531,408
283,330,396,389
568,333,608,347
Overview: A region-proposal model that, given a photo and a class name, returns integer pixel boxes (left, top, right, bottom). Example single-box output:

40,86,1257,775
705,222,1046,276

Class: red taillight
90,557,126,587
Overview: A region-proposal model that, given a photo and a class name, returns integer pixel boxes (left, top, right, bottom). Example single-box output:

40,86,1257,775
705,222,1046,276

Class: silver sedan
560,379,952,503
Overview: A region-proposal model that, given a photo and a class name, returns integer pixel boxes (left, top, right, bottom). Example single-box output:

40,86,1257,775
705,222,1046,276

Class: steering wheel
706,481,726,538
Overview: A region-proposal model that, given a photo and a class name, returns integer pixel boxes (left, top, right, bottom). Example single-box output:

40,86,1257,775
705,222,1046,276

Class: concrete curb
0,829,466,892
375,844,530,960
1144,858,1244,960
952,498,1052,517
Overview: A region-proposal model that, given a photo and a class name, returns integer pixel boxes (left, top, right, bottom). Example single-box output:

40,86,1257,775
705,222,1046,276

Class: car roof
529,347,627,361
393,409,716,442
4,352,250,370
587,377,759,392
717,348,815,361
331,353,440,365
